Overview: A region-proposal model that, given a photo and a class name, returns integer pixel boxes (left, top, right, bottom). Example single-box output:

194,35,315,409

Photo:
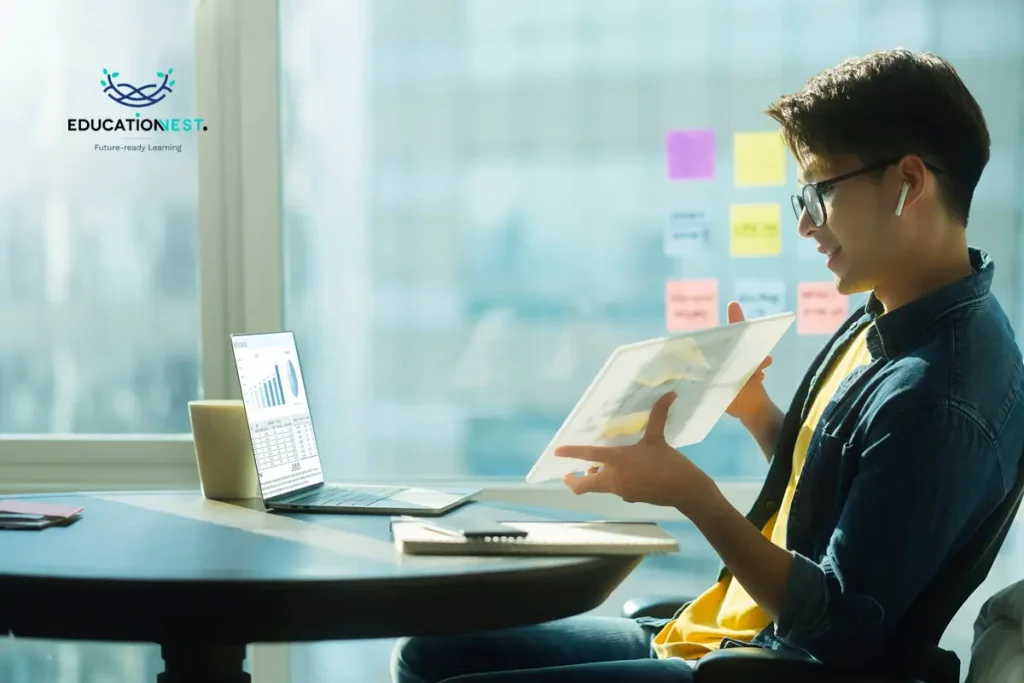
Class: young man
391,48,1024,683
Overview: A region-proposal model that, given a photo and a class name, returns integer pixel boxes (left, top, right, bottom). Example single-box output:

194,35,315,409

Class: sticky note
734,131,786,187
666,279,719,332
797,282,849,335
734,279,786,320
730,203,781,257
666,129,715,180
665,209,712,257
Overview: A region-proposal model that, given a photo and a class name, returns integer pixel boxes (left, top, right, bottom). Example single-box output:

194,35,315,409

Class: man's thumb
727,300,745,324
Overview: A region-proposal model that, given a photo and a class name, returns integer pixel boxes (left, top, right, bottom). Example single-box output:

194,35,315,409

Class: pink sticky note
666,279,719,331
797,282,849,335
666,129,715,180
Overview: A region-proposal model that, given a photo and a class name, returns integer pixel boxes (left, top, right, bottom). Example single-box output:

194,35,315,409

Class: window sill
0,435,199,494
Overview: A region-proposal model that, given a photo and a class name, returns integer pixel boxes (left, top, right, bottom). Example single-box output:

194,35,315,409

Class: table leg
157,644,250,683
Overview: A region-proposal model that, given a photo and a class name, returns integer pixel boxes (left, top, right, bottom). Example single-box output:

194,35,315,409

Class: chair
623,452,1024,683
966,579,1024,683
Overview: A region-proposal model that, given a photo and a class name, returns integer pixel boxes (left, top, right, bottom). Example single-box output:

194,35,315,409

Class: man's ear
894,155,928,215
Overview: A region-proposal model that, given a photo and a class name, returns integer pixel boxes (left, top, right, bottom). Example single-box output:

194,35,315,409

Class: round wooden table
0,491,642,683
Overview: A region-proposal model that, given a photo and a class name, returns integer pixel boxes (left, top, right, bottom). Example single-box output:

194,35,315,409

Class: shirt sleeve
774,402,1007,667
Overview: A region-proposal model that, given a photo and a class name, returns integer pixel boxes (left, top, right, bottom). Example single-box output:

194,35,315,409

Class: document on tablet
525,312,796,483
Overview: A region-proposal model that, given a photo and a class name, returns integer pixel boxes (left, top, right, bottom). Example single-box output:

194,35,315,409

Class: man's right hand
724,301,773,423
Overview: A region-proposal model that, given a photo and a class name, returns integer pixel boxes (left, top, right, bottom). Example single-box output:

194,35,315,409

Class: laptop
229,331,478,515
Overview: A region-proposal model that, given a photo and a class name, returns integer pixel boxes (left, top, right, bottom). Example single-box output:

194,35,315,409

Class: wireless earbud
895,182,911,216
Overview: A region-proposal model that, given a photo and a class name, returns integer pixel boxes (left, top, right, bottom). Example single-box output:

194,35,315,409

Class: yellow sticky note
734,131,786,187
730,203,781,257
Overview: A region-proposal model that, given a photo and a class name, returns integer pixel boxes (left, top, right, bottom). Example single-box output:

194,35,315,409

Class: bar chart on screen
235,344,318,476
244,360,301,408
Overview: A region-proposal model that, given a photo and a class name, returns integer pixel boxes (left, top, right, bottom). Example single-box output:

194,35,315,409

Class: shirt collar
864,248,994,361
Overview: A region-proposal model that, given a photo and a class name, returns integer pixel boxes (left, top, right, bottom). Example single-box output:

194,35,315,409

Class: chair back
886,449,1024,682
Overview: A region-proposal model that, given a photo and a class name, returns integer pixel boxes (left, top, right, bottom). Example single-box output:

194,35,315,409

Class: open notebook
391,520,679,556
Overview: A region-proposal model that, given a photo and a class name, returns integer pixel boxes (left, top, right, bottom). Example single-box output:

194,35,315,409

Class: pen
496,519,658,525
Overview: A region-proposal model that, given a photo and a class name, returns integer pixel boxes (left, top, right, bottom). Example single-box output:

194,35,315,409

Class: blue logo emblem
100,68,174,108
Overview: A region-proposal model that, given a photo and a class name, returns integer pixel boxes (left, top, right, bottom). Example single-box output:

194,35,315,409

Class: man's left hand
553,392,719,513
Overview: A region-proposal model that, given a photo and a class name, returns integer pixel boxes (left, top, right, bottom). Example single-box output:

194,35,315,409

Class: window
0,0,203,436
279,0,1024,483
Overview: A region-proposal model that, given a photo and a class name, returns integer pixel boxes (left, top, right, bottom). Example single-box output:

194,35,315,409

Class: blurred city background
1,0,1022,681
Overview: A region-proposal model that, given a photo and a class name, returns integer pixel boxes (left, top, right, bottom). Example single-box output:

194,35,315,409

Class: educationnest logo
102,67,174,107
69,67,208,152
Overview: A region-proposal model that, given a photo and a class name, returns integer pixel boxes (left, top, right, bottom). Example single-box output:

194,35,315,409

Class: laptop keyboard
289,485,406,507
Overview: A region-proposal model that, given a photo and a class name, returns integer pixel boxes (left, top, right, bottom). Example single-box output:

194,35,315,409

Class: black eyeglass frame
791,159,945,227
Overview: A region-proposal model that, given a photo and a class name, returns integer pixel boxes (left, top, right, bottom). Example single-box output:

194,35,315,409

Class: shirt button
765,499,777,511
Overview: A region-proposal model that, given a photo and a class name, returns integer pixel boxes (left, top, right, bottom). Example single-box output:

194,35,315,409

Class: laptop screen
230,332,324,500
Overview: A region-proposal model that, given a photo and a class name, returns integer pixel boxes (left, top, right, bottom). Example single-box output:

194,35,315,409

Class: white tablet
525,312,796,483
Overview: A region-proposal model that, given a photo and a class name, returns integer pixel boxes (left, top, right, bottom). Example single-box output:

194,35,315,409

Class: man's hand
553,391,719,514
556,390,794,622
724,301,773,422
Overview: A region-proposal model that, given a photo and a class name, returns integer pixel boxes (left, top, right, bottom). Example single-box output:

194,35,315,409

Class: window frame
0,0,765,516
0,0,282,494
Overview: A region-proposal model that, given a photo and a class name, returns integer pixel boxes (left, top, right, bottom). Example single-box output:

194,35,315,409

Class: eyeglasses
791,160,944,227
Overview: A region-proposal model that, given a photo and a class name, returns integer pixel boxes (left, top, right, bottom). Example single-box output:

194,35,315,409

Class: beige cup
188,400,260,500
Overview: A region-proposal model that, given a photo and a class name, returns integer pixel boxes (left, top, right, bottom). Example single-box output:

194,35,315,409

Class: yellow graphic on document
636,337,712,386
600,338,712,440
602,411,650,439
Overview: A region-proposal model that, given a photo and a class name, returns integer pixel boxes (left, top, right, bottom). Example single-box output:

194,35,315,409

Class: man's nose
797,208,817,239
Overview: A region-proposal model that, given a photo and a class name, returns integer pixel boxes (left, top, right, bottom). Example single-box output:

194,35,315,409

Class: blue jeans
390,616,695,682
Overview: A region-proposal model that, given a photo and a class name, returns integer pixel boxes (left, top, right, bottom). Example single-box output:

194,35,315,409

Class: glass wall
0,0,202,435
279,0,1024,482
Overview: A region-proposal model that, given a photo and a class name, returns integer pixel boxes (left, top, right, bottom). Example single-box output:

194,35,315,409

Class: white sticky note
665,210,712,257
734,279,786,320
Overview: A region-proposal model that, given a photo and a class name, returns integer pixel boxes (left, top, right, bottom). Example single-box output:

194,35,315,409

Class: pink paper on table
666,279,719,331
0,499,83,519
797,282,849,335
666,129,715,180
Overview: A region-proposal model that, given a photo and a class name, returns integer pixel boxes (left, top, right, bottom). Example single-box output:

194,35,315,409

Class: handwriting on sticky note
734,131,786,187
666,279,719,331
666,129,715,180
797,282,849,335
730,203,781,257
665,210,712,257
734,279,786,320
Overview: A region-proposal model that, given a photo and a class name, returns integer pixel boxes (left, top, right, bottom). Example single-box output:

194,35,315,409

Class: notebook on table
391,520,679,556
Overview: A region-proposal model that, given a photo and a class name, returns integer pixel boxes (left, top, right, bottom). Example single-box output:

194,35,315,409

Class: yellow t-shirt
652,324,874,660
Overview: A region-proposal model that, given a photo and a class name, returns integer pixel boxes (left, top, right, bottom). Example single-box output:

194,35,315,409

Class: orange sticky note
797,282,849,335
666,279,719,332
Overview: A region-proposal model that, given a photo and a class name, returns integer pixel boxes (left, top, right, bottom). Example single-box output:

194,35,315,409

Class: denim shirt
726,248,1024,669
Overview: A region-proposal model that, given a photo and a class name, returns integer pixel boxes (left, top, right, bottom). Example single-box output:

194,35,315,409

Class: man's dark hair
766,49,990,225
